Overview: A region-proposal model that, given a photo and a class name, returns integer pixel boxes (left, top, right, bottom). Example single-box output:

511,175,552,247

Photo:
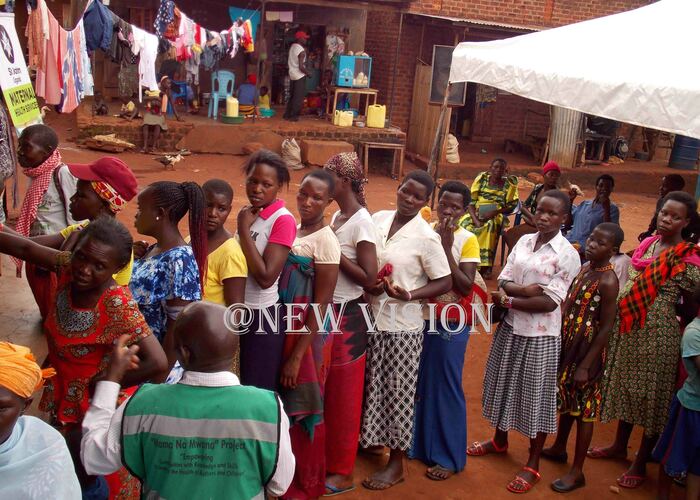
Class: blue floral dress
129,245,201,342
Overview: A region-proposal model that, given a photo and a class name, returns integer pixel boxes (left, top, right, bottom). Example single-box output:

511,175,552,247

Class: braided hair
149,181,208,286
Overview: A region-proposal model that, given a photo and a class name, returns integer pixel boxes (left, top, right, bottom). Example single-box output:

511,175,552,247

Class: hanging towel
132,26,159,101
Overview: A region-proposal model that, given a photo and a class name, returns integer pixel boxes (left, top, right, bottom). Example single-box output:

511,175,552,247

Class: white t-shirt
242,201,297,309
292,225,341,264
30,164,79,236
288,43,306,81
372,210,451,332
331,208,377,303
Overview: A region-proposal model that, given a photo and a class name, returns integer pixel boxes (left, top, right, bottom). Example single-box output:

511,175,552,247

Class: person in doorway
14,124,79,319
467,190,580,494
543,223,622,493
284,31,311,122
80,301,295,499
0,342,81,500
566,174,619,256
360,170,452,491
638,174,686,242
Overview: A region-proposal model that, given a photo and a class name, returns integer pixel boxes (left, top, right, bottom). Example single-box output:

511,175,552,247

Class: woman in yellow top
459,158,519,278
1,157,138,285
196,179,248,372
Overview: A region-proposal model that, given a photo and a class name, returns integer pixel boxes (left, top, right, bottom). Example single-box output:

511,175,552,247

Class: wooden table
361,141,405,180
326,87,379,117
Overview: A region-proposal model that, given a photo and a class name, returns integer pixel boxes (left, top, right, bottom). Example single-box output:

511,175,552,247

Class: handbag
490,303,509,324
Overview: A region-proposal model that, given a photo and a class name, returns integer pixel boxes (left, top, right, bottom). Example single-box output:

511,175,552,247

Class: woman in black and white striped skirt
467,190,581,494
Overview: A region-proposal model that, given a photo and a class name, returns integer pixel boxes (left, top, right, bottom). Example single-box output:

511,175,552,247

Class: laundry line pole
428,81,451,208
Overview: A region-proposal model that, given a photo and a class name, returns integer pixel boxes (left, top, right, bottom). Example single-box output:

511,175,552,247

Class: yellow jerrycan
367,104,386,128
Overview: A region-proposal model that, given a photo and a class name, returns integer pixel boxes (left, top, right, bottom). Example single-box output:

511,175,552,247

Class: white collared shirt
499,231,581,337
80,371,294,498
372,210,451,332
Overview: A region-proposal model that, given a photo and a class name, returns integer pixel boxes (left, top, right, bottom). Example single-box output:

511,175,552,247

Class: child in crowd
543,222,622,493
259,86,271,110
653,283,700,500
92,91,108,116
119,94,139,121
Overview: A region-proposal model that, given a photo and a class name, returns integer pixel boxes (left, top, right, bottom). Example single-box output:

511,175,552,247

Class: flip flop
361,476,405,491
323,483,356,497
507,467,541,494
617,473,646,489
426,465,456,481
467,439,508,457
551,476,586,493
586,446,626,460
541,449,568,464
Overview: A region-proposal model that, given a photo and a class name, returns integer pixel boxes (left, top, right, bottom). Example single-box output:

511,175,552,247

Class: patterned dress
601,242,700,435
557,264,612,421
459,172,519,267
129,245,201,342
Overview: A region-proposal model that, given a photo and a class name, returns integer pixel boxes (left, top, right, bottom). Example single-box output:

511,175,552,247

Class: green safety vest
121,383,281,500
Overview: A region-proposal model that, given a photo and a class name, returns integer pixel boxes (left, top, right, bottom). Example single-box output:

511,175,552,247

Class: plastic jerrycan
226,96,239,117
367,104,386,128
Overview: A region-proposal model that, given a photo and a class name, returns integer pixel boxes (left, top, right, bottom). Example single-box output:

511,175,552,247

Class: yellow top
60,222,133,286
258,94,271,109
187,237,248,305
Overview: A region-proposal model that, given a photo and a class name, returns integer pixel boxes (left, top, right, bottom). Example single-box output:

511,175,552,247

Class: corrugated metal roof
407,12,541,32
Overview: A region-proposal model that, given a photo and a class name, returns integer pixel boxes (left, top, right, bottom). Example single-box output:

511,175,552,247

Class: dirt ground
1,113,686,499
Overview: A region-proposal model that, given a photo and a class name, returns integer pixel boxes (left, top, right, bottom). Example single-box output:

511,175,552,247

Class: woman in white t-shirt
237,150,297,391
360,170,452,491
278,170,341,499
323,153,378,495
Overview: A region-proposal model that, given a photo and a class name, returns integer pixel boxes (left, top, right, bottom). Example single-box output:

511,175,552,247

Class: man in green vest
80,302,295,499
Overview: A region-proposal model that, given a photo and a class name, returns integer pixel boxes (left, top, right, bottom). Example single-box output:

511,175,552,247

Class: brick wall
409,0,655,28
491,94,550,144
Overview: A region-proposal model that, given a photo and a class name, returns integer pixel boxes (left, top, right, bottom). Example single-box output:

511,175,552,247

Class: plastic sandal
467,439,508,456
617,473,646,489
507,467,541,494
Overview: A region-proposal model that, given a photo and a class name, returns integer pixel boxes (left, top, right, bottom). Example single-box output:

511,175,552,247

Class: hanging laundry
78,23,94,98
25,0,45,70
83,0,113,52
108,13,136,64
35,8,62,105
228,7,260,39
58,22,86,113
164,7,181,41
241,19,254,53
131,26,159,102
154,0,175,38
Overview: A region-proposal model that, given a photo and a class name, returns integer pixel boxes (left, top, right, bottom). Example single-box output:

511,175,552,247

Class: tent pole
428,82,451,208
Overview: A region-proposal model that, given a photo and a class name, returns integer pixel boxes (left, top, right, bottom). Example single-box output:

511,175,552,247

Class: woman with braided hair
322,152,378,495
591,191,700,490
130,181,207,371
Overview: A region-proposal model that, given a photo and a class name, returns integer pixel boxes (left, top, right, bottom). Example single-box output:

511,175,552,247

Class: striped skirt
482,322,560,438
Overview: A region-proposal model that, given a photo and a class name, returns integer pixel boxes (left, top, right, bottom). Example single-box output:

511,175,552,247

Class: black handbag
490,303,509,324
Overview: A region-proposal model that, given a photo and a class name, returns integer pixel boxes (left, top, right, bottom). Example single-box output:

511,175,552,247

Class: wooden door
407,63,451,158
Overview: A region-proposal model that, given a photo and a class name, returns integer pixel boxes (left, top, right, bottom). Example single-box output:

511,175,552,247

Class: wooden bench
360,141,405,180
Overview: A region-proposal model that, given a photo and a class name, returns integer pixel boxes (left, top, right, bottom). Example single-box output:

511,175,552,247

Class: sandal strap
521,466,541,479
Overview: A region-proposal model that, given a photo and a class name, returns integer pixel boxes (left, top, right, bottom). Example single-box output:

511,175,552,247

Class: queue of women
0,122,699,499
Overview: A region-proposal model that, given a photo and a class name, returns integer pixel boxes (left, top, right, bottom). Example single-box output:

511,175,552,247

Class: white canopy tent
448,0,700,140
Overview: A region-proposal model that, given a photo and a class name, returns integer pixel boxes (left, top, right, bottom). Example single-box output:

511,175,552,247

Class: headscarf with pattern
91,181,127,214
323,152,367,206
0,342,55,398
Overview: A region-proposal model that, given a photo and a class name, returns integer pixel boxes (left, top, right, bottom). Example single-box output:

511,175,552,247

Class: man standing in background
284,31,310,122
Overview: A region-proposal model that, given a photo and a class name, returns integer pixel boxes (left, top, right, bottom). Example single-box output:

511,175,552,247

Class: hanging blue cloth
83,0,113,52
228,7,260,39
154,0,175,38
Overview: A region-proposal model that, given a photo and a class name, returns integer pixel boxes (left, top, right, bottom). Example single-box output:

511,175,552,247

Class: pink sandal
467,439,508,457
507,467,541,494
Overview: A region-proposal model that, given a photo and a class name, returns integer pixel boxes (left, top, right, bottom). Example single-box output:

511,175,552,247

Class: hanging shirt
82,0,113,52
131,26,159,101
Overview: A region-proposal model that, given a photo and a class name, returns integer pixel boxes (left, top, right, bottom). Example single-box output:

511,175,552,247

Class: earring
156,216,160,221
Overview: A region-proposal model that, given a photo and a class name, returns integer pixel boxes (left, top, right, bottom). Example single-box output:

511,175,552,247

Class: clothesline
25,0,258,113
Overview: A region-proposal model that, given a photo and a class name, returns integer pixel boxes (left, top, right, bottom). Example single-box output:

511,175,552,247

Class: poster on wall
0,13,41,128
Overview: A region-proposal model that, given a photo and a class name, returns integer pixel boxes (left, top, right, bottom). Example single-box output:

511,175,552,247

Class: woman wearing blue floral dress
130,181,207,376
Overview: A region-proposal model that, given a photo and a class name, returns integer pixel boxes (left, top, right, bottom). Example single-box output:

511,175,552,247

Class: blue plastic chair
208,70,235,119
168,80,189,116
